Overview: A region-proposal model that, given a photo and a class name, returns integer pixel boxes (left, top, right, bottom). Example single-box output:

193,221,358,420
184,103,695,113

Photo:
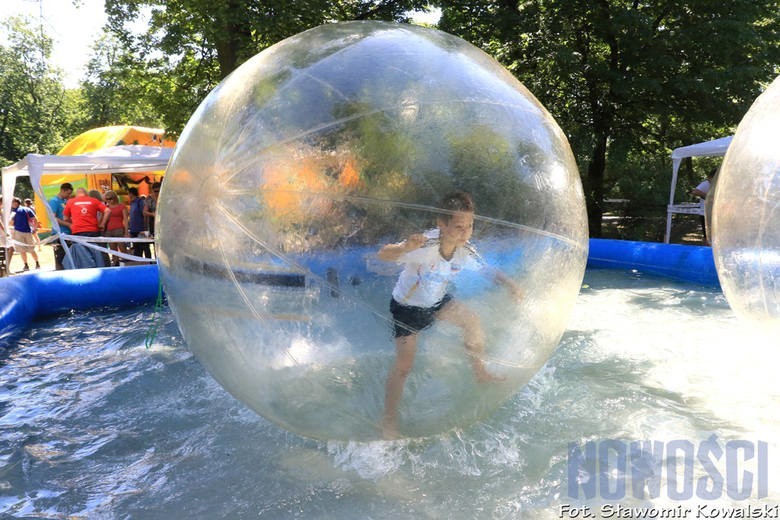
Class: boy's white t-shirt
392,229,485,308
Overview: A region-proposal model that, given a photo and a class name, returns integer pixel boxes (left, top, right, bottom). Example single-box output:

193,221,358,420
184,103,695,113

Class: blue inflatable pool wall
0,239,718,347
0,264,160,347
587,239,718,286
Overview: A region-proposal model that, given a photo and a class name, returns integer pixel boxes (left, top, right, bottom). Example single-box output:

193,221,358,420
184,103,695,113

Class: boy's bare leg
382,334,418,439
437,301,504,382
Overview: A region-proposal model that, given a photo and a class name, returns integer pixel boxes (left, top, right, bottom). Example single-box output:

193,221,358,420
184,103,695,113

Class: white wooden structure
665,136,732,243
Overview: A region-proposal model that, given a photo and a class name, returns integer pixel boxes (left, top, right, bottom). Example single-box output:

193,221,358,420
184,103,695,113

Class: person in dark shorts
389,294,453,338
377,190,521,439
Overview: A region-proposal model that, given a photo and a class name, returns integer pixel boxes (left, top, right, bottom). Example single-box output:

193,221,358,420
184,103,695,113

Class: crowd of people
1,180,161,275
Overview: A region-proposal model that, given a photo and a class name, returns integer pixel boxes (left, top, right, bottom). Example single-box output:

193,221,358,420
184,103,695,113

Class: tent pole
665,159,682,243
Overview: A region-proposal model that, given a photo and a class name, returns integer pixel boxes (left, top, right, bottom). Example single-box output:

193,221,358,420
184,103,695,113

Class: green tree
436,0,780,236
0,17,74,165
79,34,165,129
102,0,433,135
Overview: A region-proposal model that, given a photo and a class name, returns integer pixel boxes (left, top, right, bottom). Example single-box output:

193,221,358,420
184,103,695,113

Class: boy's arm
377,233,425,262
490,268,523,300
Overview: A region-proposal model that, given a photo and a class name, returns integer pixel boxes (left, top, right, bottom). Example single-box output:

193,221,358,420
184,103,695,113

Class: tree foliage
79,34,165,129
0,17,78,166
103,0,432,134
4,1,779,238
436,0,780,235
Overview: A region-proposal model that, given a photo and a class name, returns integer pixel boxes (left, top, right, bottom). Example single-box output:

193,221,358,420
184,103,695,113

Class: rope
4,232,158,263
144,277,166,349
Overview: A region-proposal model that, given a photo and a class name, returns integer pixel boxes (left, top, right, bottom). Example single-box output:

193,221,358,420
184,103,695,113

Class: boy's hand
508,284,523,301
377,232,426,262
404,233,425,252
493,270,523,301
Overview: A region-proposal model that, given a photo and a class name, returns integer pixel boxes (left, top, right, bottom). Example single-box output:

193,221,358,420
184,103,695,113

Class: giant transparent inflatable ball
712,76,780,334
157,21,588,441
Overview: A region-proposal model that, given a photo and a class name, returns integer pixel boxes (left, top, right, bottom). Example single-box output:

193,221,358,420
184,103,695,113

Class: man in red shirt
63,188,111,268
64,188,109,234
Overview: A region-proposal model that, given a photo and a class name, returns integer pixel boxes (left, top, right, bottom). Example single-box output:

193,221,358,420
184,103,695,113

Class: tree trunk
215,29,241,79
586,131,608,237
0,98,11,158
214,1,252,79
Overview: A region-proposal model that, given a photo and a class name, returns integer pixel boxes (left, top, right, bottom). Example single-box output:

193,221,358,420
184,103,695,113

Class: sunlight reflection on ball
712,76,780,334
157,21,588,441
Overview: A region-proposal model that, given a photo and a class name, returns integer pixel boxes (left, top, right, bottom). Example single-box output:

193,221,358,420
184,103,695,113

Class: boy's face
438,211,474,247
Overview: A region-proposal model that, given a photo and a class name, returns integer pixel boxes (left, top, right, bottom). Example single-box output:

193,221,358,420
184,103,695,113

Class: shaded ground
2,241,152,277
3,242,56,276
600,204,708,245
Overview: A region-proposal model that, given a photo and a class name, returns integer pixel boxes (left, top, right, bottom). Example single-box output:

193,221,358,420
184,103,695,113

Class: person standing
10,197,40,272
103,190,129,266
143,182,161,239
48,183,74,270
690,172,713,200
127,187,151,259
690,169,715,245
88,190,111,266
23,199,42,251
0,196,12,275
63,188,110,268
377,191,519,439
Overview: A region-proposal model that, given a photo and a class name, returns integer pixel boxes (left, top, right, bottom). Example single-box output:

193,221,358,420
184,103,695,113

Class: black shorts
390,294,452,338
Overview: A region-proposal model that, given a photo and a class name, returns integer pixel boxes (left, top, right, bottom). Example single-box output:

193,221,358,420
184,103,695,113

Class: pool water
1,269,778,518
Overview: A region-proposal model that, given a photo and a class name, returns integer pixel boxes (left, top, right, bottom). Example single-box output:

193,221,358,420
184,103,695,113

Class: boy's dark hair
61,182,73,191
128,187,139,196
438,191,474,221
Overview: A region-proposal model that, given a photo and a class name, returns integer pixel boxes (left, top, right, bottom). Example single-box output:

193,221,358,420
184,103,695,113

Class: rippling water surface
1,269,778,518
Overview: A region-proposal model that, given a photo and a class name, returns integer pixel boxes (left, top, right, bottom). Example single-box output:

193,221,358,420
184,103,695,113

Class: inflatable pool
0,239,718,348
0,264,160,347
586,238,718,286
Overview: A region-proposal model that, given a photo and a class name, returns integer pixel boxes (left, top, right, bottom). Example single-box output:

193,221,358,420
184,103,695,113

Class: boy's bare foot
471,358,506,383
476,370,506,383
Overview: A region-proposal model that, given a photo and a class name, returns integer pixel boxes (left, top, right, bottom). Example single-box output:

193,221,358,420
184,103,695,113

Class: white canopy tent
665,135,732,243
2,145,173,264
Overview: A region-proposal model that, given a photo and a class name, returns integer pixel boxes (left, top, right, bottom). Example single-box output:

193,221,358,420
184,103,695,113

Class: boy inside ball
377,190,522,439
